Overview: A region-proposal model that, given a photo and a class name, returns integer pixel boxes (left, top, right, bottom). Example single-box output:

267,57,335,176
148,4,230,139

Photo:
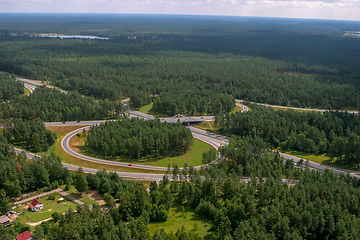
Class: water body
41,35,109,40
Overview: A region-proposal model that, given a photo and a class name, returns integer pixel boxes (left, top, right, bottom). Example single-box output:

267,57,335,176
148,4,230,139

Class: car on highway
62,121,66,124
128,164,132,166
77,120,80,123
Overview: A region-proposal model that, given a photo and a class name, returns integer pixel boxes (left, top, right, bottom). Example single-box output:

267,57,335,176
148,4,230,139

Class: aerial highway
13,147,166,182
60,125,225,171
17,76,68,94
237,100,359,115
14,76,360,178
24,83,36,93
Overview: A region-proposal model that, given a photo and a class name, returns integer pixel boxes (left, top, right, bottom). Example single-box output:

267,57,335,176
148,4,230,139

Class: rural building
15,230,34,240
0,214,10,227
29,199,43,212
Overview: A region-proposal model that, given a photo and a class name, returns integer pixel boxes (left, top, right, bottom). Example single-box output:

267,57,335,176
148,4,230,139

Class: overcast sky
1,0,359,21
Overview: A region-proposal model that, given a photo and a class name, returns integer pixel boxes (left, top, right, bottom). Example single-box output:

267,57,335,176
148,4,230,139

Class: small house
29,199,43,212
15,230,34,240
0,214,10,227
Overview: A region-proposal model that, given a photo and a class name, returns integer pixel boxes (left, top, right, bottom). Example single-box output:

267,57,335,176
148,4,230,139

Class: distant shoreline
40,35,109,40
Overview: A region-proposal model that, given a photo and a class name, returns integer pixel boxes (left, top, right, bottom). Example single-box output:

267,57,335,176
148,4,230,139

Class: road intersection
14,77,360,180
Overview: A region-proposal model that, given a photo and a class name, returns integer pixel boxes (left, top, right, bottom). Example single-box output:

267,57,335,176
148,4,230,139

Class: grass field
139,180,153,188
18,192,77,224
231,105,243,113
148,205,213,238
195,121,216,131
47,126,166,174
64,185,104,206
71,133,213,167
24,87,30,95
280,150,359,171
139,102,154,114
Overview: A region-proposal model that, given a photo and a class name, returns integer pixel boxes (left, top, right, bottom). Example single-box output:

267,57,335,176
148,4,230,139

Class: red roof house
15,230,33,240
29,199,43,212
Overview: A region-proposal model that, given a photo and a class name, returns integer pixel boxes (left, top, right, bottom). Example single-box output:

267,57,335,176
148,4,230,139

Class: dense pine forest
86,118,193,159
151,91,235,116
0,74,24,101
3,118,56,152
0,79,123,122
0,15,360,111
2,136,360,239
215,104,360,167
0,137,71,200
1,14,360,240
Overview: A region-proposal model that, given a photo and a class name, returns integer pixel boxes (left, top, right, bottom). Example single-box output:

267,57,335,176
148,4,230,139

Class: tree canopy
86,118,193,159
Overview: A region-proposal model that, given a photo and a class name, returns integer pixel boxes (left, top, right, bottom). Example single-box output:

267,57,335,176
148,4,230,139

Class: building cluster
344,31,360,37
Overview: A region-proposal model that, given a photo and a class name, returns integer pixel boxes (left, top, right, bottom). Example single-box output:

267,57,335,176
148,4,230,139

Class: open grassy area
139,102,154,114
17,192,77,224
148,205,213,239
23,87,30,95
139,180,153,188
142,139,212,167
231,105,243,113
63,185,104,206
51,126,166,174
195,121,217,131
71,133,212,168
280,150,359,171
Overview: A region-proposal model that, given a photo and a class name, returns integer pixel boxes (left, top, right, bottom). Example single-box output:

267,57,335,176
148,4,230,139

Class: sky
0,0,359,21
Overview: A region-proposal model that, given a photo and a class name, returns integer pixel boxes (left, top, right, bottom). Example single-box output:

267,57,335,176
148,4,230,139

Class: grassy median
70,132,213,168
47,126,167,174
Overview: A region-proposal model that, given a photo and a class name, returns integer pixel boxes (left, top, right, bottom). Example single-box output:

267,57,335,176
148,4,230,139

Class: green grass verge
141,139,213,167
50,126,166,174
148,205,213,238
279,150,359,171
73,133,213,168
23,87,30,95
73,131,212,167
12,125,165,174
139,102,154,114
195,121,216,131
17,192,77,224
231,105,243,113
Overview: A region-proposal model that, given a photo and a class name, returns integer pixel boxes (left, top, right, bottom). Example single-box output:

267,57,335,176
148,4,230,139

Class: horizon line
0,12,359,23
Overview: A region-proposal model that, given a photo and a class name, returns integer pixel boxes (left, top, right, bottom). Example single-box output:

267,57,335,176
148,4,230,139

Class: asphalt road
12,75,360,178
61,125,226,171
17,77,68,94
236,102,249,112
24,83,36,93
14,147,166,182
237,100,359,115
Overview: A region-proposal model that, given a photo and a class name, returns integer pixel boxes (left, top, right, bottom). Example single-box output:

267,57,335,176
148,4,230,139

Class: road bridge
14,75,360,179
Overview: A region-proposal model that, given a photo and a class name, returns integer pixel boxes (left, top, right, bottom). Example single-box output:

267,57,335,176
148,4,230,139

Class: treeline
85,168,173,223
1,30,359,111
215,104,360,167
86,118,193,159
129,90,151,109
2,118,56,152
151,91,235,116
199,136,360,239
0,74,24,101
0,137,71,205
4,136,360,239
0,86,123,122
65,76,123,101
